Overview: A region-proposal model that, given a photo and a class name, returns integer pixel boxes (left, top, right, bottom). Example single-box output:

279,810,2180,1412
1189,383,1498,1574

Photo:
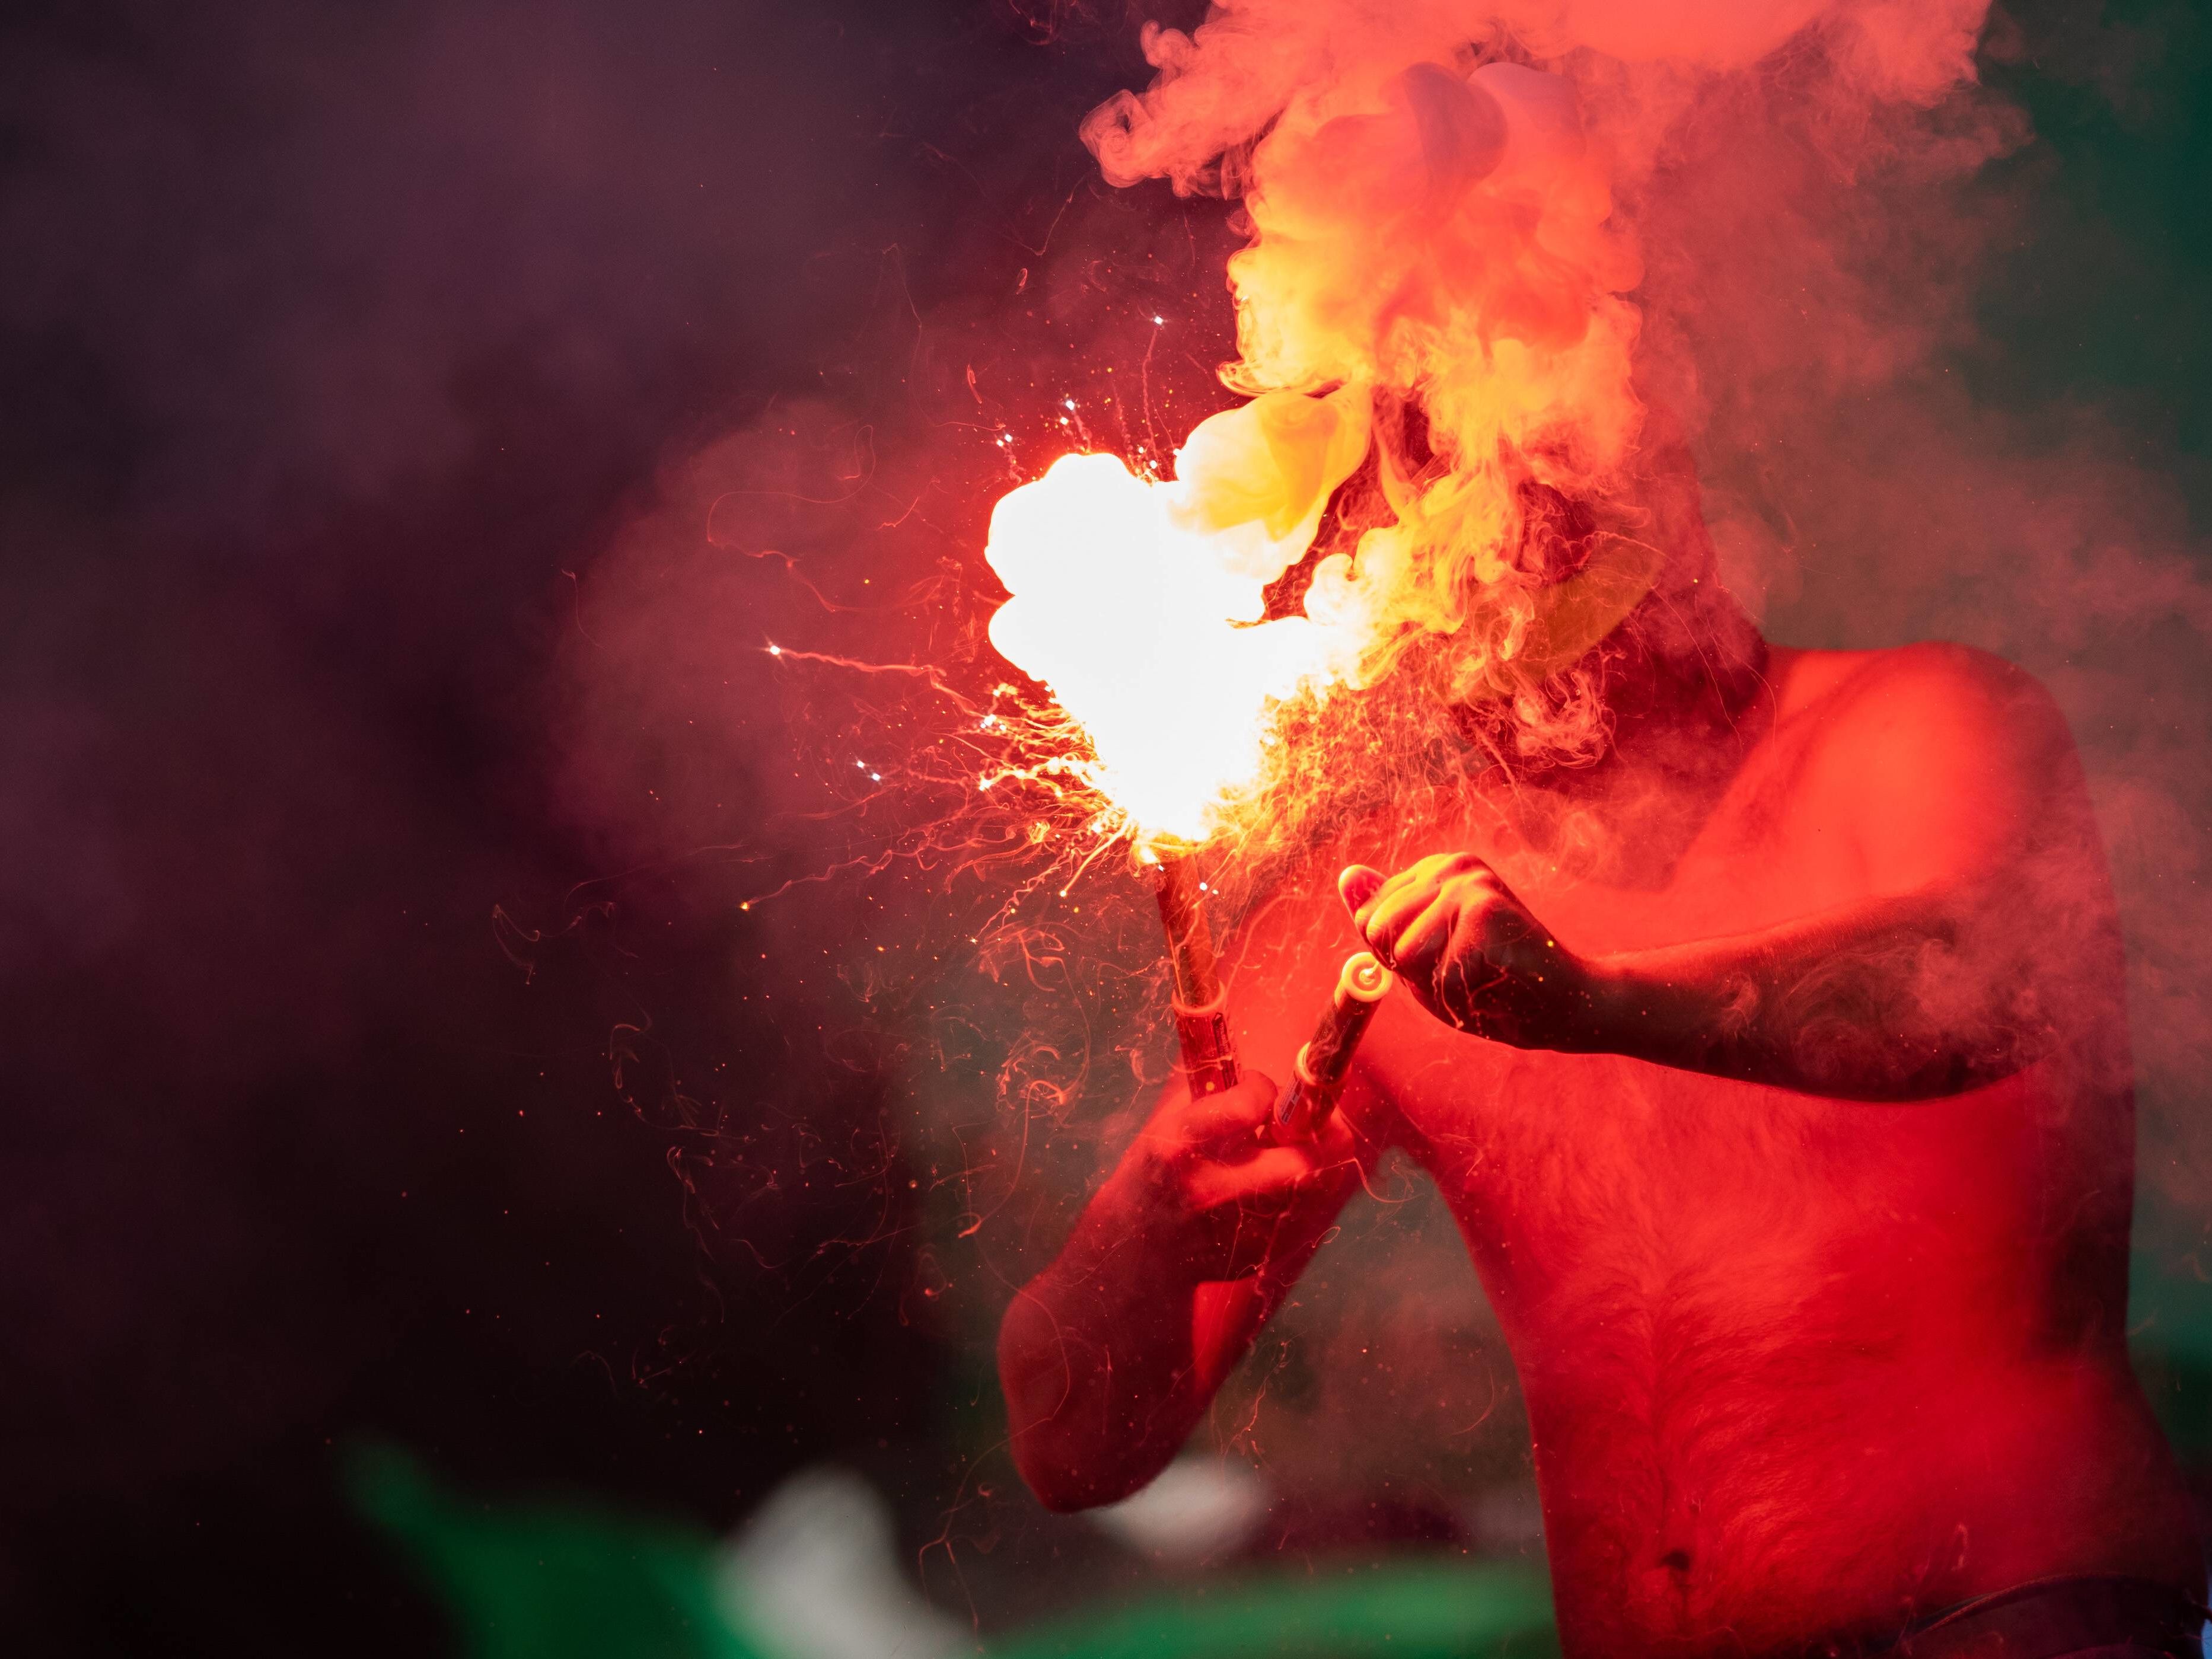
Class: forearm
999,1154,1341,1510
997,1065,1364,1510
1586,895,2035,1100
998,1191,1214,1510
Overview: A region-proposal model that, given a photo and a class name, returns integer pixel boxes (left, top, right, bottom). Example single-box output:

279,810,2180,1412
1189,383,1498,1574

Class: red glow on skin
999,529,2203,1657
993,18,2210,1647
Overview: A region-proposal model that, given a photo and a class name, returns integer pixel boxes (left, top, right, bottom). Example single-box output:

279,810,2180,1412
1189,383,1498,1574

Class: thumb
1338,864,1386,918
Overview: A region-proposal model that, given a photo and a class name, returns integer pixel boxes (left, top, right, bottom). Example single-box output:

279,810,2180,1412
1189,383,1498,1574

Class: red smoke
553,0,2212,1562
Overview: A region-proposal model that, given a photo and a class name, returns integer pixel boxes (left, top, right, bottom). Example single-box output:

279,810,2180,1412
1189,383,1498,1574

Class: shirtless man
996,448,2205,1656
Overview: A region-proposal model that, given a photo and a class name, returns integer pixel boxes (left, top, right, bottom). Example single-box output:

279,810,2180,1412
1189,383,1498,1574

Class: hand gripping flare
1273,951,1394,1141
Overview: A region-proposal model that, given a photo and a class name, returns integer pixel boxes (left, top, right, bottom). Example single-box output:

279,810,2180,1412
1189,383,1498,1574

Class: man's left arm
1346,645,2115,1102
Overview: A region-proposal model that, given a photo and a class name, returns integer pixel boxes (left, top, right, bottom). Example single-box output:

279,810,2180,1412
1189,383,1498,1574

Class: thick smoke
554,0,2212,1532
8,0,2205,1648
901,0,2212,1523
1047,0,2212,1132
1074,0,1999,757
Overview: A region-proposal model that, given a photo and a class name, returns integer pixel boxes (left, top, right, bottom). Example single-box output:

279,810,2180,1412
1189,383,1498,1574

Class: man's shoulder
1773,640,2035,717
1771,641,2061,745
1767,642,2075,826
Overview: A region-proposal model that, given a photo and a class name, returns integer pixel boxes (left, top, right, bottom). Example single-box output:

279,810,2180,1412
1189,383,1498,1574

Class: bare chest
1338,742,2064,1344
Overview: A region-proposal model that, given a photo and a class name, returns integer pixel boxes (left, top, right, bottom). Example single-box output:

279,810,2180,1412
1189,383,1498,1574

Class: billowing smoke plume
1070,0,1997,755
939,0,2212,1510
552,0,2212,1561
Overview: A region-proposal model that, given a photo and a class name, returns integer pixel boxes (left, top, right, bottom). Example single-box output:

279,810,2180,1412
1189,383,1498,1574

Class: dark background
2,0,2207,1650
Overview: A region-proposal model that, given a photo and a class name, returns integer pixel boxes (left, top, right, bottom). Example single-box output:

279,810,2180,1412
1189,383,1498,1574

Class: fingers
1184,1143,1349,1211
1344,852,1494,969
1344,862,1419,949
1338,864,1386,917
1163,1070,1279,1153
1381,892,1455,988
1282,1099,1362,1167
1360,879,1442,965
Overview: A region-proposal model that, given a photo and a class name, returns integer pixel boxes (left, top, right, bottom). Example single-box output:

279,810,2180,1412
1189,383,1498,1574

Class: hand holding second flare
1127,1070,1359,1282
1340,854,1608,1052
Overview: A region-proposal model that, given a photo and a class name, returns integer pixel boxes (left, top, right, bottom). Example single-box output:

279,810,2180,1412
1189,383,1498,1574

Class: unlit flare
1274,951,1394,1141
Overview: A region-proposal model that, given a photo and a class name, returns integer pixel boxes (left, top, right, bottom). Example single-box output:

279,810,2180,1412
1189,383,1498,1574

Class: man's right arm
997,1069,1363,1512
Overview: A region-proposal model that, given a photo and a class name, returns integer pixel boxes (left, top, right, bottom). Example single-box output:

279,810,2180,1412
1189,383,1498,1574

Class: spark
757,646,942,677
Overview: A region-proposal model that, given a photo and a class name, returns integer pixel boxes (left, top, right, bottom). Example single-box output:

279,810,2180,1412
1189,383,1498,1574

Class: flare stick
1150,848,1240,1097
1273,951,1394,1141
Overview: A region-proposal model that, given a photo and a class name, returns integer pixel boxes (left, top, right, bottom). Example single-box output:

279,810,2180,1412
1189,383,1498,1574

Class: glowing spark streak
764,646,941,676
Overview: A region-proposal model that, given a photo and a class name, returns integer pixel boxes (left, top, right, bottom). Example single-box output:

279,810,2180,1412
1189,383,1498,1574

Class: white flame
984,387,1369,841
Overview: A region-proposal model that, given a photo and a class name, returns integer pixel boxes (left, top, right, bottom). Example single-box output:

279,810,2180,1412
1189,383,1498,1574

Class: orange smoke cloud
981,0,2001,844
1065,0,1995,722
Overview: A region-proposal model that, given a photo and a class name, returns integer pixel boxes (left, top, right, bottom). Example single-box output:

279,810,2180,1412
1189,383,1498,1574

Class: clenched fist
1340,853,1611,1052
1125,1070,1360,1282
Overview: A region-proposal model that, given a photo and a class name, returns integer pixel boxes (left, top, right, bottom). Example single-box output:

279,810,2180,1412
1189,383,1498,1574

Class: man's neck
1481,589,1776,886
1605,592,1771,756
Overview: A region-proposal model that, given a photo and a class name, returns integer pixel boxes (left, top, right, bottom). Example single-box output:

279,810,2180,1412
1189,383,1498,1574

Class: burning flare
986,52,1650,846
970,0,1998,1108
986,1,1994,831
984,386,1369,843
